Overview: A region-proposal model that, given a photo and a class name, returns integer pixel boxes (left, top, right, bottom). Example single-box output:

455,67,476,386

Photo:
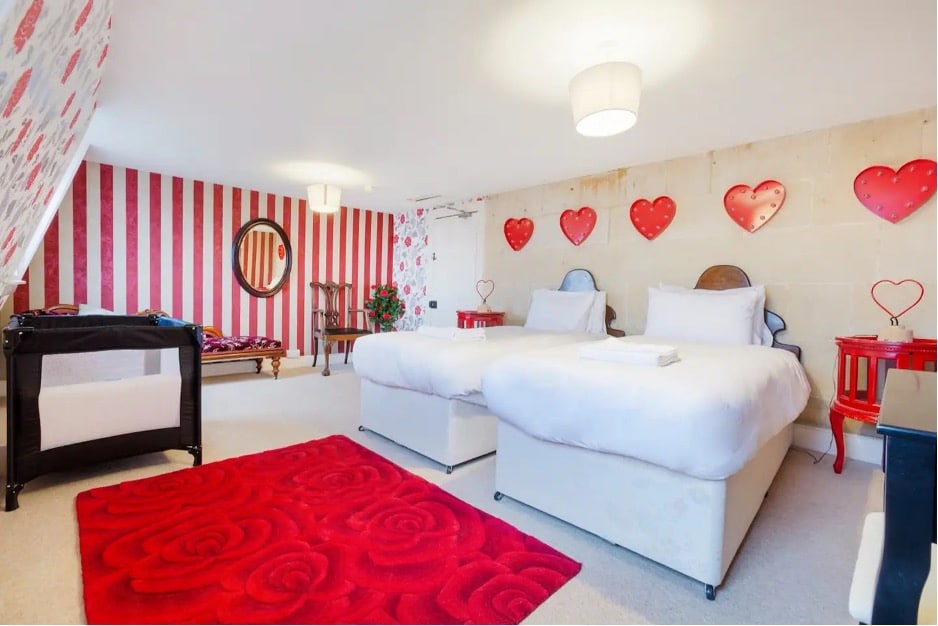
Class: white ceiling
86,0,937,212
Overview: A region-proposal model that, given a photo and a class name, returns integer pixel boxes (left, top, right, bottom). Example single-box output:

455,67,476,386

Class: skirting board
792,423,882,467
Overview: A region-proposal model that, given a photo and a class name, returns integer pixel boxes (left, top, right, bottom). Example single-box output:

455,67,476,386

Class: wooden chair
310,281,372,376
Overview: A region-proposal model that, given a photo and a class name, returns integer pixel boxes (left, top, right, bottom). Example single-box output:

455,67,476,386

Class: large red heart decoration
630,196,676,240
559,206,596,246
853,159,936,224
870,279,924,321
503,218,534,251
723,180,786,232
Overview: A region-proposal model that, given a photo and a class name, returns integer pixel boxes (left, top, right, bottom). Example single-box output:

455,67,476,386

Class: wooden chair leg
344,340,351,364
312,334,319,367
322,340,332,376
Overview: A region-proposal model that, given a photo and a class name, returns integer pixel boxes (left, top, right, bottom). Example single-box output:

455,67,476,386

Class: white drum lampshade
307,183,342,214
569,62,642,138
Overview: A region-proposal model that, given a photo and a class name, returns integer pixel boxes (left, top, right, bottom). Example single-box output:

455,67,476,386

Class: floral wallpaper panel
391,207,428,330
0,0,112,306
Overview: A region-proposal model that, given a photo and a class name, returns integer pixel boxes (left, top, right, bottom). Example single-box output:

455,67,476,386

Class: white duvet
352,326,601,401
481,336,811,480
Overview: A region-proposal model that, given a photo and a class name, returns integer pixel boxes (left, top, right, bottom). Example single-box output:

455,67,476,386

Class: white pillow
659,283,772,346
644,286,758,346
78,304,116,315
524,289,595,333
585,291,607,335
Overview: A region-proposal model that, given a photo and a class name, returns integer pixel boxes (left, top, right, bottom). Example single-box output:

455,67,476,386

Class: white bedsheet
481,336,810,480
353,325,600,401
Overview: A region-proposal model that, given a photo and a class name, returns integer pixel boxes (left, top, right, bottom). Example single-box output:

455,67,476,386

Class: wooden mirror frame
232,218,293,298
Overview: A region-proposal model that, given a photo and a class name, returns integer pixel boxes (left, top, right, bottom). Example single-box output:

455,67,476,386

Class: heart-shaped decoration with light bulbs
503,218,534,251
723,180,786,232
559,207,596,246
853,159,936,224
630,196,676,240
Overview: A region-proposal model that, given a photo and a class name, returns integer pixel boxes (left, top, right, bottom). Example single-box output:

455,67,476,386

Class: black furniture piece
4,312,203,511
872,368,936,624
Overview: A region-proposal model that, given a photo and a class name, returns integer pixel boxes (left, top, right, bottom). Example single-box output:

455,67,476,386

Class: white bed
480,264,811,599
353,269,622,472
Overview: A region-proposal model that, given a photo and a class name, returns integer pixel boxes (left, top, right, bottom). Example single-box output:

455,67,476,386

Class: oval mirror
232,218,292,297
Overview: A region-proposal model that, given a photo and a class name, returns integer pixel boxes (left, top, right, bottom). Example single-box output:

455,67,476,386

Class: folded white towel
416,325,486,341
578,339,679,366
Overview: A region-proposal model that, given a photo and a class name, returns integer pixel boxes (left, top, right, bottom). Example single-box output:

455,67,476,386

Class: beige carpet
0,357,878,624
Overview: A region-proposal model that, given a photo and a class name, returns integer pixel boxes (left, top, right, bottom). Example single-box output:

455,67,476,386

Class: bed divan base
493,421,793,598
359,380,497,473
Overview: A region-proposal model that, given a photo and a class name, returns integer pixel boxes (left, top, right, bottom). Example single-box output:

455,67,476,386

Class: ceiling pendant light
307,183,341,214
569,61,642,138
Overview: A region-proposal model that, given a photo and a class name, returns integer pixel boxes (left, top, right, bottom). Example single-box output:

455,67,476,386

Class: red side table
456,310,505,328
829,335,936,473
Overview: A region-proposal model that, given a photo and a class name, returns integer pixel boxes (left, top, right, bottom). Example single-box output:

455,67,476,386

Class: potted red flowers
364,283,405,332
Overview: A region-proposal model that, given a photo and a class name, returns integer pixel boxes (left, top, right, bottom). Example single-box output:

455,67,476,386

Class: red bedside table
829,335,937,473
456,310,505,328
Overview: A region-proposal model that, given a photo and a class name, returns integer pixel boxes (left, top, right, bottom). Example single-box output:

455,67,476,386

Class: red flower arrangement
363,283,405,332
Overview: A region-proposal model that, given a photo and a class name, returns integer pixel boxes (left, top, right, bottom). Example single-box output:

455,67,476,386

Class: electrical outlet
429,300,438,309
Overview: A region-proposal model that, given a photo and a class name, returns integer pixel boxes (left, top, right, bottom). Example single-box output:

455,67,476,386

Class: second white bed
481,331,810,598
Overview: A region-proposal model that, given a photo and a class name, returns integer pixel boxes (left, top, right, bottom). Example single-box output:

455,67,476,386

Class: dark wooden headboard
694,264,801,360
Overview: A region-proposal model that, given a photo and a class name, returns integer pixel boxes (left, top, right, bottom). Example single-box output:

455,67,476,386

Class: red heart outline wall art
559,207,596,246
723,180,786,232
503,218,534,251
475,279,495,304
870,278,924,323
853,159,936,224
629,196,676,240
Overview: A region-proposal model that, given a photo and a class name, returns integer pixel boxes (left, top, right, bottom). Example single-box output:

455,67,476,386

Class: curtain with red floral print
392,208,428,330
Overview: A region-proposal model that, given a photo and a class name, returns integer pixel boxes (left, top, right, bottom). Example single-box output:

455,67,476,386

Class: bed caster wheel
445,466,453,474
358,425,365,431
705,584,716,601
494,491,504,501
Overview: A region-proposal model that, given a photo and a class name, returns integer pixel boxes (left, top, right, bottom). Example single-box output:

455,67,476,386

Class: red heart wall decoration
630,196,676,240
503,217,534,251
723,180,786,232
559,206,596,246
853,159,936,224
870,279,924,321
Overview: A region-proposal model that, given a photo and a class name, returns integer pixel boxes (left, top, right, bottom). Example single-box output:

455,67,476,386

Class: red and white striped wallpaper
12,160,394,355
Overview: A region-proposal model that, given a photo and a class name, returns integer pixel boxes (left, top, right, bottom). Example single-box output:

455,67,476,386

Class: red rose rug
76,435,581,624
